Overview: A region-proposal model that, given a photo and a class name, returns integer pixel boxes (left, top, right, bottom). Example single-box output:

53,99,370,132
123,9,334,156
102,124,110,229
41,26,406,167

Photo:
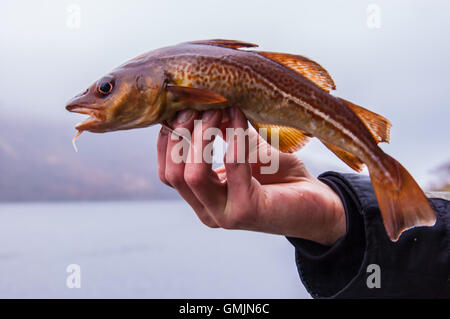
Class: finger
184,109,227,214
224,107,254,198
165,109,218,227
219,109,231,136
157,126,170,186
165,109,197,190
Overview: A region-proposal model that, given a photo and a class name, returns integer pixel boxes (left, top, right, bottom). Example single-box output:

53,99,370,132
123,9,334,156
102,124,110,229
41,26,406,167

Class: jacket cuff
286,172,366,298
287,171,449,298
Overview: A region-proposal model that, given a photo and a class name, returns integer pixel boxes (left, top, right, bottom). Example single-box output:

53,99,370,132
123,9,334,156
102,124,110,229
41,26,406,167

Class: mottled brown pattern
65,41,388,176
155,43,387,176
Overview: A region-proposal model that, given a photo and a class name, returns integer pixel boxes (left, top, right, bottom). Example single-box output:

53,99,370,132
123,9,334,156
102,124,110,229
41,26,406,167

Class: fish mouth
66,104,105,131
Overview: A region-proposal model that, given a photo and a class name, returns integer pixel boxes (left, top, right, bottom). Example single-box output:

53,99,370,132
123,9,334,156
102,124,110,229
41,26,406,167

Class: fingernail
176,109,194,124
202,109,216,121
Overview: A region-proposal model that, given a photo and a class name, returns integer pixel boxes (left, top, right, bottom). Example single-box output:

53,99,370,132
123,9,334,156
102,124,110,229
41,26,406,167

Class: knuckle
218,219,234,229
220,217,241,230
158,170,171,186
164,170,184,188
193,211,219,229
203,220,219,229
183,170,203,188
160,178,171,187
158,170,167,183
221,207,255,230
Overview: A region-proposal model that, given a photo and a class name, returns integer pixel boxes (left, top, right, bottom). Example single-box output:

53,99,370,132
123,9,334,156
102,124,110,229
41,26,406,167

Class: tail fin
369,154,436,241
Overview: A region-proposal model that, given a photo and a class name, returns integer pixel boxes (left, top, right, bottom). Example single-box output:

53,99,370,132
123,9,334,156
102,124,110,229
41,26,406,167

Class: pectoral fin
257,51,336,92
340,98,391,144
166,84,227,105
321,140,365,172
249,120,311,153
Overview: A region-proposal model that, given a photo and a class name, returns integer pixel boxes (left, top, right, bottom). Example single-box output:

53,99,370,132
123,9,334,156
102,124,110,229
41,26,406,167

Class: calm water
0,201,309,298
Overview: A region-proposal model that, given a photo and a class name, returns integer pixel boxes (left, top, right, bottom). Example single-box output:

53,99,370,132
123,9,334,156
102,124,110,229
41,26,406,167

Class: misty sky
1,0,449,185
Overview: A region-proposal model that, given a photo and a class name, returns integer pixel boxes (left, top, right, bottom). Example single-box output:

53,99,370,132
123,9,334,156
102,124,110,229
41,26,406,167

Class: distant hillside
0,119,179,201
429,161,450,191
0,119,333,202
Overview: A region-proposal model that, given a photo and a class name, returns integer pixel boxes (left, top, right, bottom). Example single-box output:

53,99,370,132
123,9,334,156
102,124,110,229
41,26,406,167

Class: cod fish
65,39,436,241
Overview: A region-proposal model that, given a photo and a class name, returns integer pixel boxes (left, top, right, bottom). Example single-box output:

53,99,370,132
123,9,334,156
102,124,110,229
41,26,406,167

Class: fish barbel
65,39,436,241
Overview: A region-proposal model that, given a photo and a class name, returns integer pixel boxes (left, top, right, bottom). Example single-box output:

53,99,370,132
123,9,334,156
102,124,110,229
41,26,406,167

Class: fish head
65,62,167,133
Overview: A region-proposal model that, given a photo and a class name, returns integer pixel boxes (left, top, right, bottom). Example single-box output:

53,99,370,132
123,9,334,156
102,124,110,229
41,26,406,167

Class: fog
1,0,449,185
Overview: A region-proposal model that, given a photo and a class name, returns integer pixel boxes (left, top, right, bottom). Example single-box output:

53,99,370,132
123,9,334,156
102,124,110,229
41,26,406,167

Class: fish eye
97,81,113,95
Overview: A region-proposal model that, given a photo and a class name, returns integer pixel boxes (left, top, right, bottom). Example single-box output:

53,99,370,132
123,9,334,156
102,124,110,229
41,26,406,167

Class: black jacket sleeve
286,171,450,298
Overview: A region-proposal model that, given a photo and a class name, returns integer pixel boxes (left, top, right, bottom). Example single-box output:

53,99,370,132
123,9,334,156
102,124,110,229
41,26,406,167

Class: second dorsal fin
257,51,336,92
249,120,311,153
187,39,258,49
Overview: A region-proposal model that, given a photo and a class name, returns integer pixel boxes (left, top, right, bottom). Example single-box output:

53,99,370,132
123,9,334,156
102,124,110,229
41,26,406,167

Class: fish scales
162,50,385,173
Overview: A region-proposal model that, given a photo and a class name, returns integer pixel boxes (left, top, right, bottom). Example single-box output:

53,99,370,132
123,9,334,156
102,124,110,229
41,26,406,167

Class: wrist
270,177,348,246
314,179,347,245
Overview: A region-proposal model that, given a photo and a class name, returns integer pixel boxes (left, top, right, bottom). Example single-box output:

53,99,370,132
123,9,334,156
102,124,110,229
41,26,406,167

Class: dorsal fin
257,51,336,92
320,140,365,172
249,120,311,153
187,39,258,50
339,98,391,144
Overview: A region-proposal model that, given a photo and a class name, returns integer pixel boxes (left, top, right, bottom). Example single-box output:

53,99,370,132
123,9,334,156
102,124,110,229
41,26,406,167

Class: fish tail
368,153,436,241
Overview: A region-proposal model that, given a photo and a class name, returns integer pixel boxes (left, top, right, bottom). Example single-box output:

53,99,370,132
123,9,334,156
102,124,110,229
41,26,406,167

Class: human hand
157,107,346,246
